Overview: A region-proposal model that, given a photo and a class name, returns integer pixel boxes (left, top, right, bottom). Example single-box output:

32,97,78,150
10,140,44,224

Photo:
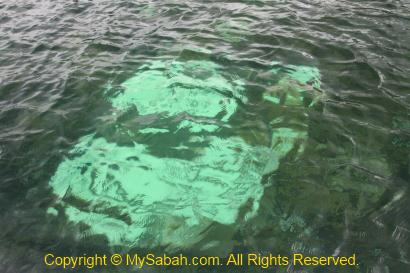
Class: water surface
0,1,410,272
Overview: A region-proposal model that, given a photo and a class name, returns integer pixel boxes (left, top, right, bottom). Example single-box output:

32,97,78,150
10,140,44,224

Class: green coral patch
49,59,323,249
50,134,276,247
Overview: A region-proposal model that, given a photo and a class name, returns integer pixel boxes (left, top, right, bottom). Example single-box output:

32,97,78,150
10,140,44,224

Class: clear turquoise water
0,1,409,272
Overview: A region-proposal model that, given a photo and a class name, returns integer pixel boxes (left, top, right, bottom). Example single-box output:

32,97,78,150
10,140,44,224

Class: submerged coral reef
49,59,326,250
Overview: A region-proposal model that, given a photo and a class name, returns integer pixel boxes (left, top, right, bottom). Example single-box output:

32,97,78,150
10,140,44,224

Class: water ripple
0,0,410,272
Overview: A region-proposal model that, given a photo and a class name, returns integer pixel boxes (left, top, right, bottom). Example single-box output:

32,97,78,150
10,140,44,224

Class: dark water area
1,1,410,272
